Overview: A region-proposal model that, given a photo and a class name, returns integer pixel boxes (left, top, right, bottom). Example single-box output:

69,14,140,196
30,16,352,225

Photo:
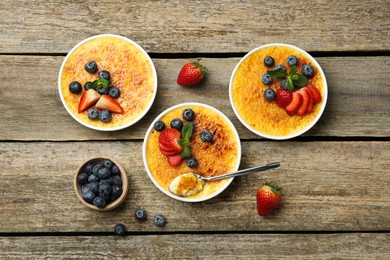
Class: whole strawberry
177,59,207,87
256,182,281,216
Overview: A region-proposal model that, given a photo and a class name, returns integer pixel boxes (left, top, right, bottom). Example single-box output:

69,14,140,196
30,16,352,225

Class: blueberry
98,70,110,80
99,110,112,122
261,74,273,85
264,56,274,67
287,55,298,66
200,130,213,142
69,81,82,94
97,167,111,179
84,163,94,174
100,178,113,186
187,157,198,168
114,224,126,235
170,118,183,130
88,174,99,183
98,87,109,95
87,108,99,120
112,175,123,186
111,185,123,200
99,182,112,197
82,190,96,204
182,109,195,121
280,79,288,90
154,214,167,227
264,88,276,101
108,87,120,98
93,196,107,208
84,61,98,73
83,182,99,194
274,64,286,72
77,172,89,185
111,165,120,176
134,208,147,221
92,164,101,175
301,64,314,77
101,159,113,169
153,121,165,132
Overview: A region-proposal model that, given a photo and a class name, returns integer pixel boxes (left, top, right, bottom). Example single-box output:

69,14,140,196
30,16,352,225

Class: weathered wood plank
0,56,389,140
1,141,389,232
0,234,389,259
0,1,389,53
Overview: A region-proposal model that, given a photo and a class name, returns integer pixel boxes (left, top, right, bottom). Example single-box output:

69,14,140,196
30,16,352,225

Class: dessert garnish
267,65,308,91
177,59,207,87
256,182,282,216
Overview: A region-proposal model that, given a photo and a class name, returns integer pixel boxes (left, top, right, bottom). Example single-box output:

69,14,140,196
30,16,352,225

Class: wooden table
1,1,389,258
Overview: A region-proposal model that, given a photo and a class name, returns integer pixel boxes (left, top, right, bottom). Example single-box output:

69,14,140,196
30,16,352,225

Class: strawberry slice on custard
307,84,322,104
95,94,124,114
285,92,303,116
158,128,183,156
297,87,310,116
78,89,101,113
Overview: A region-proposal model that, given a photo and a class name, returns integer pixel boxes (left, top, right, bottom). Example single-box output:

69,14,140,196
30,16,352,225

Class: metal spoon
168,162,280,197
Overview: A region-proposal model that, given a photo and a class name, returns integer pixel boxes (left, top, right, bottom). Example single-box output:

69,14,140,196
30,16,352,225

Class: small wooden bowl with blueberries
73,157,129,211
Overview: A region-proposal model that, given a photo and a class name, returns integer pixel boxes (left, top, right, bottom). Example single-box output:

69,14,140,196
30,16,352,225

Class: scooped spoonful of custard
168,162,280,197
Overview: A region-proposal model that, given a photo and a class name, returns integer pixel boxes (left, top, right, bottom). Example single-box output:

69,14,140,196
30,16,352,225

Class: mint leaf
180,145,191,158
181,122,194,141
180,122,194,159
267,68,286,78
292,74,308,87
90,79,110,89
288,66,297,76
287,78,294,91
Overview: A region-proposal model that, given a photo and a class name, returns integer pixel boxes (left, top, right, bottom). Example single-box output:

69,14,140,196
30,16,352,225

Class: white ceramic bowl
229,43,328,140
142,102,241,202
58,34,158,131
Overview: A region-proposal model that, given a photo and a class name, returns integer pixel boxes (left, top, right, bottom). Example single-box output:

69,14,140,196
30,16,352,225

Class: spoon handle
205,162,280,182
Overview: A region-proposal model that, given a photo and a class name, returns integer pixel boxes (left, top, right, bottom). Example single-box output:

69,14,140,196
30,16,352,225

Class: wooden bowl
73,156,129,211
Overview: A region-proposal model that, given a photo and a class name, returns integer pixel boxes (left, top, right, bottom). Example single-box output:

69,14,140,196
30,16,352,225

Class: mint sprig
268,66,308,91
267,68,286,78
179,122,194,159
90,79,110,89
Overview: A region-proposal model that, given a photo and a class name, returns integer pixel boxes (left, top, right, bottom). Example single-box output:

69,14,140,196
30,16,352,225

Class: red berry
177,60,207,87
256,183,281,216
275,89,293,108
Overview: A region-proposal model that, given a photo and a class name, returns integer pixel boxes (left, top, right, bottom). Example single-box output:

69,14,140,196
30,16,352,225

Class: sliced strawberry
95,94,124,114
78,89,101,113
158,129,182,155
159,143,180,156
285,92,303,116
305,86,314,113
167,154,182,167
307,84,322,104
297,88,310,116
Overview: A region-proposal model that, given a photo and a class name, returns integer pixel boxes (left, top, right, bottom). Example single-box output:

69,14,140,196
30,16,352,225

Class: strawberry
167,154,182,167
307,84,322,104
177,59,207,87
275,89,293,108
285,92,303,116
256,182,281,216
158,129,183,155
305,86,314,113
297,87,310,116
78,89,101,113
95,94,124,114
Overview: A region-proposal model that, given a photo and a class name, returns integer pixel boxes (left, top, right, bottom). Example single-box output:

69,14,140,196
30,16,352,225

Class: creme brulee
60,35,156,129
145,104,240,200
231,44,326,138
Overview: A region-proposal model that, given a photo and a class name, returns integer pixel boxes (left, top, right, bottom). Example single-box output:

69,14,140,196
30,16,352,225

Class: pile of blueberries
77,159,123,208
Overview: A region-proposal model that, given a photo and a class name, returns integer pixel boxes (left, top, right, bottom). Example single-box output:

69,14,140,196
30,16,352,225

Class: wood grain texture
0,56,389,140
1,234,389,259
1,141,389,232
0,0,389,53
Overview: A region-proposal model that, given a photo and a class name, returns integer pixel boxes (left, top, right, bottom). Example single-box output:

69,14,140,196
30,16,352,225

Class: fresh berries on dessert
183,109,195,121
297,87,310,116
95,94,124,114
114,224,126,235
285,92,303,116
77,172,89,185
98,87,109,95
98,70,111,80
154,214,167,227
84,81,92,90
177,59,207,87
264,56,274,67
170,118,183,130
87,108,99,120
275,89,293,108
305,86,314,113
69,81,82,94
158,128,183,155
280,79,288,90
200,130,213,142
187,157,198,168
274,64,286,72
108,87,120,98
84,61,98,73
307,84,322,103
287,55,298,66
264,88,276,101
99,109,112,122
167,154,182,166
154,121,166,132
135,208,147,221
78,89,101,113
301,64,314,77
93,196,107,208
261,74,273,85
256,182,281,216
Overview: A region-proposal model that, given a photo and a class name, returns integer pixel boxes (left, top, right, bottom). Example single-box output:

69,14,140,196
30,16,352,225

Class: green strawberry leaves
179,122,194,158
267,66,308,91
90,79,110,89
